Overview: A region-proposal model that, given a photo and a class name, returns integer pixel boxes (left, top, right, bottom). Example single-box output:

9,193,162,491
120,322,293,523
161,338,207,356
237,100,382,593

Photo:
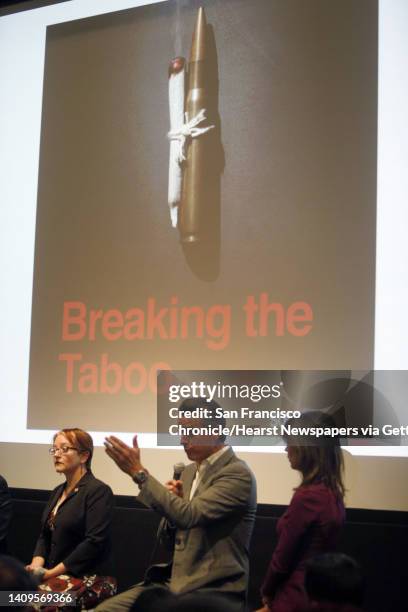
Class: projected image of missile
178,7,214,244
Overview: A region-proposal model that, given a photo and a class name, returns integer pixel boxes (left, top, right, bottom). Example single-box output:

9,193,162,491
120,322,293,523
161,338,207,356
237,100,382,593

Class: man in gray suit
99,399,257,611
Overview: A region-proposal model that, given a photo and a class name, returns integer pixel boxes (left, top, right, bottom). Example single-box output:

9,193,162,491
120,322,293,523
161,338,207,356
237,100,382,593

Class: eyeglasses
49,445,80,455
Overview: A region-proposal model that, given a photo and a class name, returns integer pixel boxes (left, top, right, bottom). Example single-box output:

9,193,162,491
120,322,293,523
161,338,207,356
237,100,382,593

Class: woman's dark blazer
33,471,114,576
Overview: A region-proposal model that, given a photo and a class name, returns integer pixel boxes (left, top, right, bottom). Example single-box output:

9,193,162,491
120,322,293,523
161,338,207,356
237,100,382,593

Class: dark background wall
7,488,408,612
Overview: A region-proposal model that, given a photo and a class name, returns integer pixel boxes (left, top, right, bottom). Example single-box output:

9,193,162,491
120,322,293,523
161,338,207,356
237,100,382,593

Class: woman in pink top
259,412,346,612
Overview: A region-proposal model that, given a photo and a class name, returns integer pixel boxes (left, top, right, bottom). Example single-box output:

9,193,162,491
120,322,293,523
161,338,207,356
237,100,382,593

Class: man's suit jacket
138,447,257,598
0,475,12,554
33,471,114,576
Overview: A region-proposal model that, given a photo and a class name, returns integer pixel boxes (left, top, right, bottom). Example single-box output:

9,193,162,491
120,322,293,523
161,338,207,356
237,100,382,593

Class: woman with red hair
27,428,113,581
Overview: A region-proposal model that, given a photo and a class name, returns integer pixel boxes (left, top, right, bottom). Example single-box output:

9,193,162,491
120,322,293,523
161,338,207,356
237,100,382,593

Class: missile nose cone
197,6,206,27
191,6,207,62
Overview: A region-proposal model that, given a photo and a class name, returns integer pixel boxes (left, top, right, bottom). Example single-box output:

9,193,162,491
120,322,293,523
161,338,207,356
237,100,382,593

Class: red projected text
58,353,168,395
58,294,313,395
62,298,231,350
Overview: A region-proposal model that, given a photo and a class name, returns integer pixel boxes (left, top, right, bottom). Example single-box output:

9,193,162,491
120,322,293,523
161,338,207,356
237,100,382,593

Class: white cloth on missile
168,67,185,227
168,108,215,164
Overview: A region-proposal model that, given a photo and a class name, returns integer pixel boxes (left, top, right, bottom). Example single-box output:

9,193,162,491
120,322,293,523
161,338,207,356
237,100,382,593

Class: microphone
173,462,185,481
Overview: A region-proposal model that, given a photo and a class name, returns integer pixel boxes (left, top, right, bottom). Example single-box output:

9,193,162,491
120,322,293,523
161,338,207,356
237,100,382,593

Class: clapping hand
104,434,144,477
